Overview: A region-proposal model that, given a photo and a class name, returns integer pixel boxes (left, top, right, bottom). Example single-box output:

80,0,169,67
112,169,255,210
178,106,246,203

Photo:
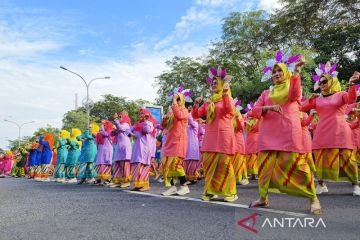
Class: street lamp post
60,66,110,128
3,120,35,148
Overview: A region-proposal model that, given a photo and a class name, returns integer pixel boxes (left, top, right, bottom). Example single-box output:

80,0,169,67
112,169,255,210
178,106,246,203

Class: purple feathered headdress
166,87,193,103
207,66,233,85
261,50,301,82
244,101,255,113
312,62,338,90
233,98,243,111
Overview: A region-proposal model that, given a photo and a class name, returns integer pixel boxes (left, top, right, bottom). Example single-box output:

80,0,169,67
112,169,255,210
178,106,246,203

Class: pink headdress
166,87,193,103
233,98,243,111
312,62,338,90
261,50,301,82
207,66,233,84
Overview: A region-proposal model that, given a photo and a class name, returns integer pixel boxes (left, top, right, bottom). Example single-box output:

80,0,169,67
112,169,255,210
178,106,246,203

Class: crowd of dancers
1,50,360,215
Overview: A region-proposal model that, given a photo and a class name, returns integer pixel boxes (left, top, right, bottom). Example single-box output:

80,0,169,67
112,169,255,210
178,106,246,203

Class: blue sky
0,0,279,148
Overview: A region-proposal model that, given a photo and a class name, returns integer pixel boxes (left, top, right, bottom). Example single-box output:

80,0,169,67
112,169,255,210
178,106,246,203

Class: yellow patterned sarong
257,151,316,199
162,157,186,187
233,153,247,183
246,154,258,175
202,152,236,196
313,149,358,184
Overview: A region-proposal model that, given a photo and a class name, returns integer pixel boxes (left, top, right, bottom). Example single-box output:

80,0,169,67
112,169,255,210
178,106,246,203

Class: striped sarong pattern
202,152,236,197
257,151,316,199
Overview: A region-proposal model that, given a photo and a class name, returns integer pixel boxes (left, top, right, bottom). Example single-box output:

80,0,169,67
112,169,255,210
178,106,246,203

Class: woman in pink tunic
192,66,238,202
301,66,360,196
161,87,190,196
346,103,360,164
299,110,316,173
244,102,259,179
232,98,248,185
248,51,321,215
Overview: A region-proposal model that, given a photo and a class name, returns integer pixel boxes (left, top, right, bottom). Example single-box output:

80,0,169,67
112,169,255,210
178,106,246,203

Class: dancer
38,133,54,182
192,66,238,202
248,51,321,214
65,128,82,183
130,109,155,191
0,150,14,176
300,110,316,173
232,99,248,185
183,103,201,184
95,120,114,185
13,146,28,177
244,102,259,179
301,65,360,196
112,112,132,188
77,123,98,184
161,87,190,196
27,142,39,179
55,130,70,183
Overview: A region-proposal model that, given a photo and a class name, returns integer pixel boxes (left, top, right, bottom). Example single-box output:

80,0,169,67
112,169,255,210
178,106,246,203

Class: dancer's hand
310,109,317,116
294,56,306,75
222,83,230,94
349,71,360,85
194,97,202,107
309,93,320,99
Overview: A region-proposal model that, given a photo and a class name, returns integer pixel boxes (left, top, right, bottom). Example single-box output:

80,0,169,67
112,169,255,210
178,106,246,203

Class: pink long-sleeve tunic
162,105,189,158
300,112,313,153
244,118,259,155
248,76,304,153
192,95,236,155
234,115,245,154
300,86,356,150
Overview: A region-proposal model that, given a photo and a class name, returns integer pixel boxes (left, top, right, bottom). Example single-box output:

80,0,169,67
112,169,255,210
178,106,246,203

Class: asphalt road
0,177,359,240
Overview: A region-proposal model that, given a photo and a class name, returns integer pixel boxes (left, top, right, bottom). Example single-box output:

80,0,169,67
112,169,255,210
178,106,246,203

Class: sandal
310,199,322,215
249,198,269,208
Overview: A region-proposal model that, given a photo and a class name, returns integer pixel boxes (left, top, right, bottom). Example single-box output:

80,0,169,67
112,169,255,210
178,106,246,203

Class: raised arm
342,85,356,104
143,120,154,134
288,75,302,102
223,95,234,115
188,115,198,129
172,104,189,120
115,120,130,132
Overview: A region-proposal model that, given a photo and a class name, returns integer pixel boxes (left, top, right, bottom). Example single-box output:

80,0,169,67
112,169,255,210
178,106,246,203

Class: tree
62,94,150,130
154,57,210,107
271,0,360,81
62,109,89,132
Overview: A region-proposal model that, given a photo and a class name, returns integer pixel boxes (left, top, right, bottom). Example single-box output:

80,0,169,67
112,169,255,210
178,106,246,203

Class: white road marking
122,190,308,217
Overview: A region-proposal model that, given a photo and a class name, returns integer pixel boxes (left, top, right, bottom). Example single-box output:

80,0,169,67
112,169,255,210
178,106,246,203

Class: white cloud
259,0,282,11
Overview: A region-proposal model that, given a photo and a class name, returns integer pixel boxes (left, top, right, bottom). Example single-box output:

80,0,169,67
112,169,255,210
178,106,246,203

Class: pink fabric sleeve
248,92,266,119
301,114,314,127
114,120,129,132
222,95,234,115
300,98,316,112
172,104,189,120
192,102,207,119
342,85,356,104
236,115,244,131
288,75,302,101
